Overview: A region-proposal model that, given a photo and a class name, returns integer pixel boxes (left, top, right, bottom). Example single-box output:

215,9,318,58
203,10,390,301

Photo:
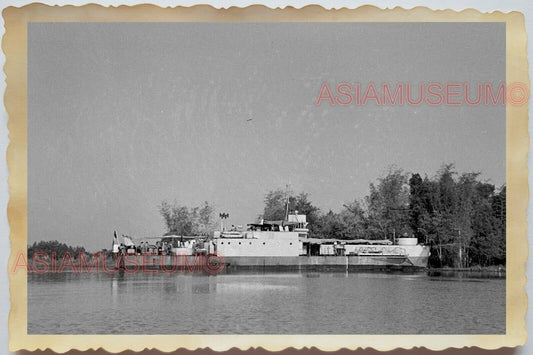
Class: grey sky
28,22,505,251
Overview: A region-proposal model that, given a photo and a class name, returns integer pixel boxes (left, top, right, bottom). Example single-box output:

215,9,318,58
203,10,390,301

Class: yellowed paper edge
4,3,529,352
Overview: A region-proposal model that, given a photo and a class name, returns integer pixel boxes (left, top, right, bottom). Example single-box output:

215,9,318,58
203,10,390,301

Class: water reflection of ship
169,279,217,294
110,271,125,304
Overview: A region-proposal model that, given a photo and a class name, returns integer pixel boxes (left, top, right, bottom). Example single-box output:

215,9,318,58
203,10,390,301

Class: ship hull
222,255,428,272
103,253,429,273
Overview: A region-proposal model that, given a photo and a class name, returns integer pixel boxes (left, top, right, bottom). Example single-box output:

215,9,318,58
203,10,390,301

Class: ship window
221,242,224,245
263,242,266,245
228,242,230,245
239,242,241,245
290,243,292,245
249,242,252,245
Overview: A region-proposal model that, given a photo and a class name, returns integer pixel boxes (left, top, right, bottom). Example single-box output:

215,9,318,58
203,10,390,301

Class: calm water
28,271,505,334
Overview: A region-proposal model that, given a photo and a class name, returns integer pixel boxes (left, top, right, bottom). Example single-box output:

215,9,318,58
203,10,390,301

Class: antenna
285,184,290,221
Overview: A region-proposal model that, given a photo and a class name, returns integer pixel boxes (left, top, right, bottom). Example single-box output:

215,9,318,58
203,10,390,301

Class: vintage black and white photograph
24,21,507,335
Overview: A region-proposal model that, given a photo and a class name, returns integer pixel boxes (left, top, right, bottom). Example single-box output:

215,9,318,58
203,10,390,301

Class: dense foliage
158,200,216,236
27,240,88,259
262,164,505,268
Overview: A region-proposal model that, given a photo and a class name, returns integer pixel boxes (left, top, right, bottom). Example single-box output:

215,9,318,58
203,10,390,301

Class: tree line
261,164,505,268
158,200,216,237
27,240,88,259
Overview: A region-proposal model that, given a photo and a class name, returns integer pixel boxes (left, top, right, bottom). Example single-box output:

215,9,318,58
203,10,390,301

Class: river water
27,270,505,334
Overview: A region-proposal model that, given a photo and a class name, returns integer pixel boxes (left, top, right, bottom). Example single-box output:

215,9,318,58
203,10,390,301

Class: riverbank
429,265,505,272
427,265,506,278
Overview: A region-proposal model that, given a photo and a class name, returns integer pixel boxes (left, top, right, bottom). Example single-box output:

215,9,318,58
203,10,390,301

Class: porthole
263,242,266,245
290,242,293,245
239,242,241,245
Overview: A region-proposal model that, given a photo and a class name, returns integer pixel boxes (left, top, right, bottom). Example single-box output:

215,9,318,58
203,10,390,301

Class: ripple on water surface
27,271,505,334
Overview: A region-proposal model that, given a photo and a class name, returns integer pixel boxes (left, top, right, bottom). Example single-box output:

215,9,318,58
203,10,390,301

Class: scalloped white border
0,1,531,354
